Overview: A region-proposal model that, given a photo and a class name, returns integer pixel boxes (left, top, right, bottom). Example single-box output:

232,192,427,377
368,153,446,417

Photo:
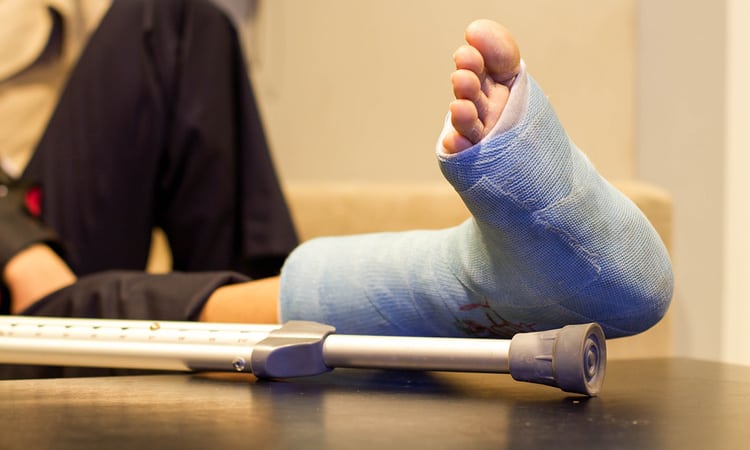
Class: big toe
464,19,521,85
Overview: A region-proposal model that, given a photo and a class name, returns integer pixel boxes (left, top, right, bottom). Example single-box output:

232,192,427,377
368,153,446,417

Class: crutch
0,316,606,395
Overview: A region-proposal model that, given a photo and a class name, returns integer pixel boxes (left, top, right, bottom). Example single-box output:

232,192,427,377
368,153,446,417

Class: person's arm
3,240,280,324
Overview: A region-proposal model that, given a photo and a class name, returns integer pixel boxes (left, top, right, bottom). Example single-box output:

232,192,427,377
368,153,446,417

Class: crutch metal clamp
250,321,335,378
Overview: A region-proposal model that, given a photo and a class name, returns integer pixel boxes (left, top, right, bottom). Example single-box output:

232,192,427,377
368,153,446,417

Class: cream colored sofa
148,180,674,360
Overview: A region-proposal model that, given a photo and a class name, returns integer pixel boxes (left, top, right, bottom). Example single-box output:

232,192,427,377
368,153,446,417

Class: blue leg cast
279,72,673,338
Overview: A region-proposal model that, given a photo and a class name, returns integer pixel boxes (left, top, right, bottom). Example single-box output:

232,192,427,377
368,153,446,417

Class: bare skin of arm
197,276,280,324
4,244,77,314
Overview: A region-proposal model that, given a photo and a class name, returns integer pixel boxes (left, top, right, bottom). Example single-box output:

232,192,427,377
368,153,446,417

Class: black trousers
1,0,298,378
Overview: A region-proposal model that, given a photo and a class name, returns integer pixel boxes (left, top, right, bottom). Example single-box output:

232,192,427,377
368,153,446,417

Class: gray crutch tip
508,322,606,396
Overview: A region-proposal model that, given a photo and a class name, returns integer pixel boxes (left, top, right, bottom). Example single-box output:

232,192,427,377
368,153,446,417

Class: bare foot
442,20,521,154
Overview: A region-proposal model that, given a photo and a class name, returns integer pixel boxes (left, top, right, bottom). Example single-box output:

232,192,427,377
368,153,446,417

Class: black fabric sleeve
20,270,250,320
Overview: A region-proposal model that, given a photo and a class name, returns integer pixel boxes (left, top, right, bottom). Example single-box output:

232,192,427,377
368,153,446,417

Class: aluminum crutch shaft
0,316,606,395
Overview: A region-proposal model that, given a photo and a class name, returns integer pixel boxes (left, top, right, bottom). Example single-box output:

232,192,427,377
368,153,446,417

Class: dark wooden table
1,358,749,449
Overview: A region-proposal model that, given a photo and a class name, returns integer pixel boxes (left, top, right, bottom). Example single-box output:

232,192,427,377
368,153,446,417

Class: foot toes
444,20,520,154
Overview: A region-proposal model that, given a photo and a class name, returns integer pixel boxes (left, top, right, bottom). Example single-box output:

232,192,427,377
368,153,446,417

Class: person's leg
4,19,673,342
278,20,673,338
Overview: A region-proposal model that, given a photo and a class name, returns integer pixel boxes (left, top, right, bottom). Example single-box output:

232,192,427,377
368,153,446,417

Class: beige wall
638,0,750,366
723,0,750,365
240,0,637,183
638,0,726,363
